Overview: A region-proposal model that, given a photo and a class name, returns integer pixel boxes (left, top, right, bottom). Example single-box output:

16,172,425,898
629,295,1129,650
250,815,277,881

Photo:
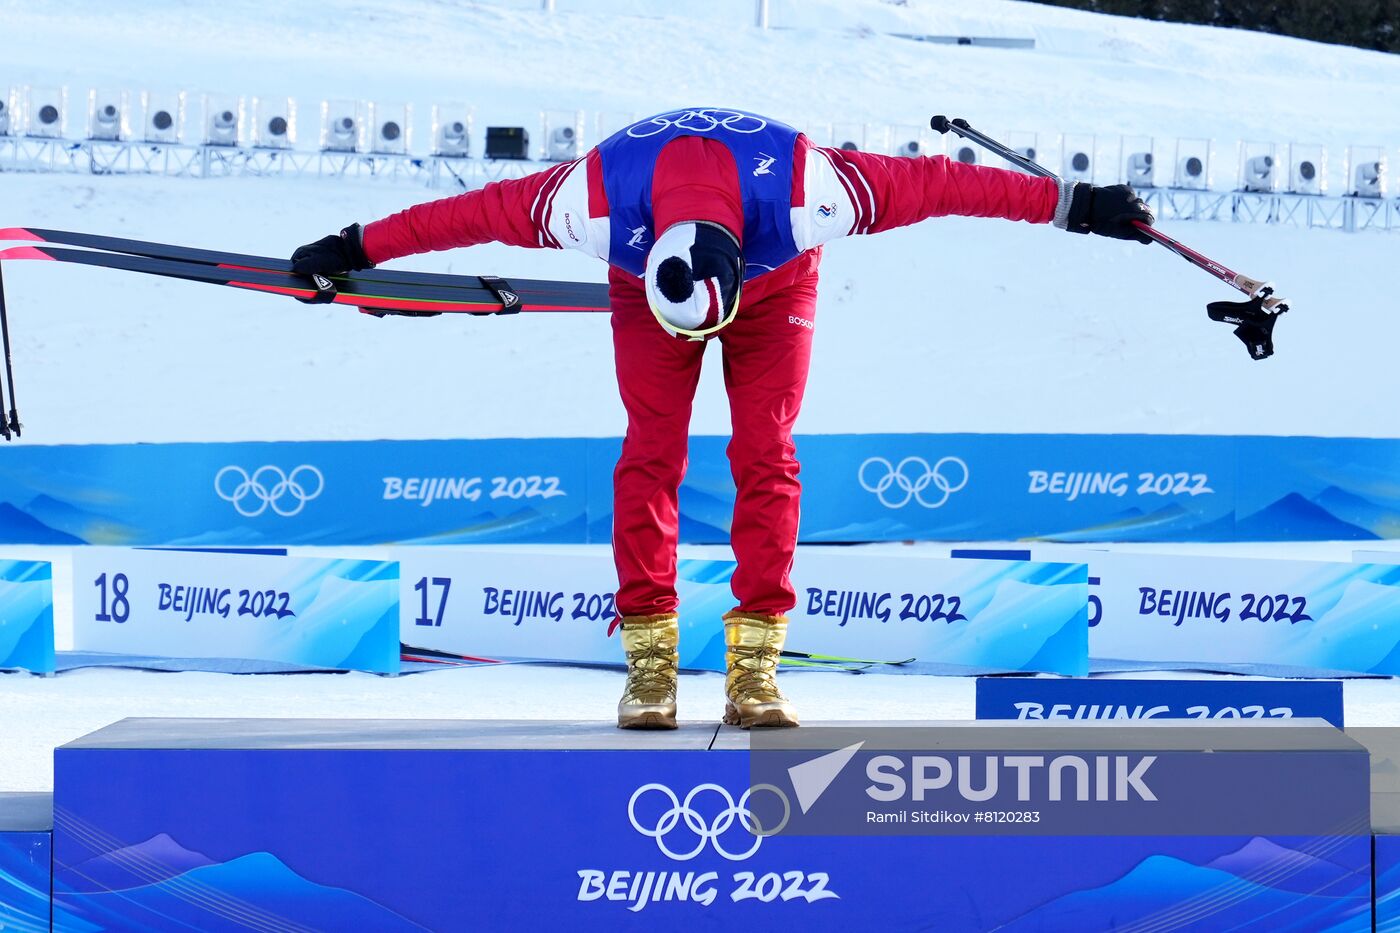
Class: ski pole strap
306,273,338,304
478,275,522,315
1207,295,1281,361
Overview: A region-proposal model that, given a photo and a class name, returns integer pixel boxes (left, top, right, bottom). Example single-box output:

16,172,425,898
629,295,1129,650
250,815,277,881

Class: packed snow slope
0,0,1397,443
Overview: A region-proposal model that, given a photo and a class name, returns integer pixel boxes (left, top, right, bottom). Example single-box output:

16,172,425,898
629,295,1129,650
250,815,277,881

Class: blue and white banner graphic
399,547,1088,675
398,548,733,670
70,548,400,673
788,551,1088,675
955,546,1400,676
0,560,54,673
776,434,1235,544
2,433,1398,546
0,820,49,931
952,546,1108,629
778,433,1400,544
1090,552,1400,676
975,678,1346,726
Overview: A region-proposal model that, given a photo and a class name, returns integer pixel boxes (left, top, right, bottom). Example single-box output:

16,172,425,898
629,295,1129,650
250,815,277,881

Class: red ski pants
610,259,818,618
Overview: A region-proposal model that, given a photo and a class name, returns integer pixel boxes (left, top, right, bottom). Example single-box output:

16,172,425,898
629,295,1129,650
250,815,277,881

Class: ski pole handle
931,115,1057,179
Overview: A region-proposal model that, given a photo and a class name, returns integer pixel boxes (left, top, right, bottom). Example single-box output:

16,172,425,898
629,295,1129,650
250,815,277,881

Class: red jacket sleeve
361,160,581,265
817,148,1061,233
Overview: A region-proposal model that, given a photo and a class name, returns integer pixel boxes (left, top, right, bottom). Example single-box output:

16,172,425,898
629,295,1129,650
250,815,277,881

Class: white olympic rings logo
214,465,324,518
628,783,790,861
627,109,768,139
858,456,969,510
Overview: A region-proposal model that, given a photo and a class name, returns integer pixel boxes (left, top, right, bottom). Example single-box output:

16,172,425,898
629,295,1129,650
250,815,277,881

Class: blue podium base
49,718,1373,932
0,792,52,930
1381,834,1400,931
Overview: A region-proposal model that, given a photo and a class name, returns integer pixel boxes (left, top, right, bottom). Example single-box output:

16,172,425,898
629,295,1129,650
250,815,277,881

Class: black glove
1064,183,1155,244
289,223,372,303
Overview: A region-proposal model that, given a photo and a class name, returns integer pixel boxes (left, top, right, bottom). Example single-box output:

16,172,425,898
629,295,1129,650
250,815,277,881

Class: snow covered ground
0,0,1396,442
1,0,1399,793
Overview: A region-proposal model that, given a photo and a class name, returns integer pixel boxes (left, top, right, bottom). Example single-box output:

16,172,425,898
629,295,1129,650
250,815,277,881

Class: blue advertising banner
974,678,1346,726
777,433,1400,544
0,438,600,546
397,547,1088,675
776,433,1238,544
1,433,1398,546
0,560,54,674
1234,435,1400,541
50,719,1373,932
1091,552,1400,676
397,547,735,670
788,550,1088,676
69,548,401,673
957,546,1400,677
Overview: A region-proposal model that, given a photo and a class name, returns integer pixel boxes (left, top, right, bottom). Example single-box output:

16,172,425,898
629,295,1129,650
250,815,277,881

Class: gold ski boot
722,611,800,729
617,614,680,730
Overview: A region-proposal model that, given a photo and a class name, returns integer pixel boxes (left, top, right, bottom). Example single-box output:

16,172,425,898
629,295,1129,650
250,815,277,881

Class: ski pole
0,262,15,439
930,115,1289,360
932,117,1286,308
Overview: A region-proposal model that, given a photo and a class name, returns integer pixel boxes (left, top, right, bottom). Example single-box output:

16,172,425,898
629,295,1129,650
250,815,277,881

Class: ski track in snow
0,0,1398,791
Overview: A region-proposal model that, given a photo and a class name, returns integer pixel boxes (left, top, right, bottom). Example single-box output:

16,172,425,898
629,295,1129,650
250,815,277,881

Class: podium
0,792,51,929
1374,739,1400,930
44,717,1376,931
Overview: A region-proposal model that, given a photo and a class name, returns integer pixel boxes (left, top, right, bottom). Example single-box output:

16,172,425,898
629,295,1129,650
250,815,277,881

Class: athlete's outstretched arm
791,145,1152,248
288,157,601,283
361,159,591,262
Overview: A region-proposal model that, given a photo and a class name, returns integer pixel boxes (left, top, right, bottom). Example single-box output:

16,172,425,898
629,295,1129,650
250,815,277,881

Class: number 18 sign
71,548,401,673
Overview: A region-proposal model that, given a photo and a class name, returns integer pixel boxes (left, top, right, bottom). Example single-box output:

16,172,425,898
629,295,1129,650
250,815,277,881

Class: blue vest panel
597,108,801,279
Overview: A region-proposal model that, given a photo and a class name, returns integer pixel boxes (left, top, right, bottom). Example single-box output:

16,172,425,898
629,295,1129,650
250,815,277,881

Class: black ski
0,227,612,311
0,244,605,316
781,649,916,668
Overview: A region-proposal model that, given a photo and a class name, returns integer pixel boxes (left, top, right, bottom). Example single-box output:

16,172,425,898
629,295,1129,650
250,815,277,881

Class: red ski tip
0,246,54,261
0,228,43,243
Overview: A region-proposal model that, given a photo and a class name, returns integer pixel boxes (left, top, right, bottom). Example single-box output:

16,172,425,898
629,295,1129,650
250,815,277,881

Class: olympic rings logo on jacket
626,109,768,139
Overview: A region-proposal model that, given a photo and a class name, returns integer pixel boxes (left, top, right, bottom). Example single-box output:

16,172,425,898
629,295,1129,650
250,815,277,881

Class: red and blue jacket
362,108,1065,304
